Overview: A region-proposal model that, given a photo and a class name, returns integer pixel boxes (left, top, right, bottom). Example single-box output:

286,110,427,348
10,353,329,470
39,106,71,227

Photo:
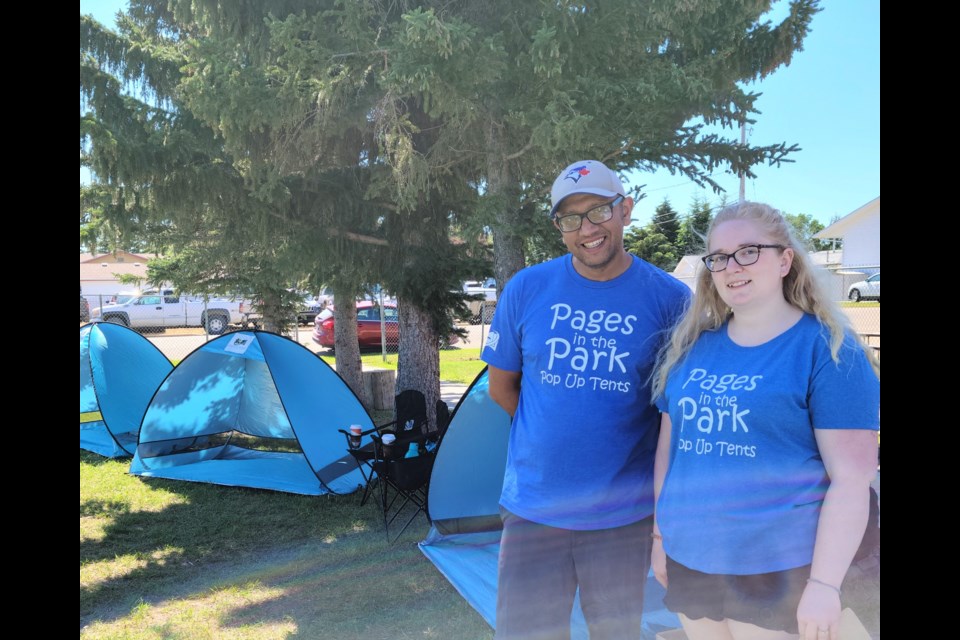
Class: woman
650,202,879,640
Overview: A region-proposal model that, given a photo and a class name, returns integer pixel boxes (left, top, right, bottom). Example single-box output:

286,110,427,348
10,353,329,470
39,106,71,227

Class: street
101,309,877,364
140,322,492,362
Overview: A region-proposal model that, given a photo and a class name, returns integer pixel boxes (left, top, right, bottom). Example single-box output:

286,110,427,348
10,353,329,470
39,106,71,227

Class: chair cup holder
381,443,400,459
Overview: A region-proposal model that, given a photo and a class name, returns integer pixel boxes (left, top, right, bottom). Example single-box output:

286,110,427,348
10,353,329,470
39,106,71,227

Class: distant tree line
625,196,836,273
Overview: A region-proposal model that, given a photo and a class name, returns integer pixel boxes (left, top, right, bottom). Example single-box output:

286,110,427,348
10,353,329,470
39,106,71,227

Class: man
482,160,691,639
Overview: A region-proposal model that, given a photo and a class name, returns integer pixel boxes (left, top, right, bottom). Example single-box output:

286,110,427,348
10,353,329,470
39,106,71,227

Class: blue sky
626,2,880,227
81,1,879,227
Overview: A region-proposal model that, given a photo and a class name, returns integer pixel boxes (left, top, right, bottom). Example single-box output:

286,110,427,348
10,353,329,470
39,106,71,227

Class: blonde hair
652,201,879,399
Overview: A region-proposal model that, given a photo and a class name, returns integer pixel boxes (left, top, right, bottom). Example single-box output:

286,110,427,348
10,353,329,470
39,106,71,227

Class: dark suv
297,297,323,325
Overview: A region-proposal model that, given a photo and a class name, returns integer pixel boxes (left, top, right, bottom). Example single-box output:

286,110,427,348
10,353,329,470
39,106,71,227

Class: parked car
316,286,334,310
463,278,497,324
240,293,323,327
847,272,880,302
297,297,323,325
313,301,398,349
312,301,459,350
90,292,243,334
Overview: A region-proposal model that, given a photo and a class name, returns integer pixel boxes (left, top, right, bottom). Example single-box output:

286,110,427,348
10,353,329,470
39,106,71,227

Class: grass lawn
81,448,880,639
81,336,879,639
320,348,487,385
80,451,494,639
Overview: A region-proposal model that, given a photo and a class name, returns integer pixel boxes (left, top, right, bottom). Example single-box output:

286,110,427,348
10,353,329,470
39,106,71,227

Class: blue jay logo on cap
564,165,591,183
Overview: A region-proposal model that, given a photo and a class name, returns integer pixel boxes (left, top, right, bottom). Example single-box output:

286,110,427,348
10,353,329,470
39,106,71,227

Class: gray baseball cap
550,160,626,217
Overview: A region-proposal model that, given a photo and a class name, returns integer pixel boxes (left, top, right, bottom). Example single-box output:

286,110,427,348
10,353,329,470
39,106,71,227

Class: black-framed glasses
701,244,785,272
554,196,624,233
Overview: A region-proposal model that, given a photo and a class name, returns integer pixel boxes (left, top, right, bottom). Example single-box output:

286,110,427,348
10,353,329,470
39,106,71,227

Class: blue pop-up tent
419,368,680,639
129,331,373,495
80,323,173,457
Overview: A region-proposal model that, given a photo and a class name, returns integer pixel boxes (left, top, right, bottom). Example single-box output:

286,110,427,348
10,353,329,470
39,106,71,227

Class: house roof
80,251,158,264
814,197,880,239
80,261,150,283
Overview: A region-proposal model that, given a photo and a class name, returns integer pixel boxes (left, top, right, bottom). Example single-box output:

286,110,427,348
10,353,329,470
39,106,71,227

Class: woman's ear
780,248,795,277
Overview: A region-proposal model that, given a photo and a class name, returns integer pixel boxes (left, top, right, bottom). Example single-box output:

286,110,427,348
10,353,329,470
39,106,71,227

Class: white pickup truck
91,292,245,335
463,278,497,324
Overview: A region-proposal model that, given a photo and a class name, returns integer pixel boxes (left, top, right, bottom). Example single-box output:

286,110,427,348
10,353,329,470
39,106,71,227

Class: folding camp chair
435,399,451,436
338,425,380,505
372,444,435,543
421,399,451,455
339,389,431,506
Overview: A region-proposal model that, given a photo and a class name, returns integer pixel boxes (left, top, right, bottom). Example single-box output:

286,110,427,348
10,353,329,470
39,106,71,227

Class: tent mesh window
136,430,304,459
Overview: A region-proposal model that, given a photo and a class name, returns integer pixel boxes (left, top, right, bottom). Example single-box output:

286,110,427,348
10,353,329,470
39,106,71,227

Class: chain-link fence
822,263,879,320
826,265,880,358
83,269,874,365
822,264,880,359
665,263,880,357
80,291,495,363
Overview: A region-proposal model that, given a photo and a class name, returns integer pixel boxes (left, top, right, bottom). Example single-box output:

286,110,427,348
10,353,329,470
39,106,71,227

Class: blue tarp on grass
419,368,680,638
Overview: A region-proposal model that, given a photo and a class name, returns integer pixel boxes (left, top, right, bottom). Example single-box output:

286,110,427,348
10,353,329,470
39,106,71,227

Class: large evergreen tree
80,4,483,415
459,0,822,284
81,0,822,417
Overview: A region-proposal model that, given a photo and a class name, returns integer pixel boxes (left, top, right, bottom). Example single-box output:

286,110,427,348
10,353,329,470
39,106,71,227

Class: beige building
80,252,158,305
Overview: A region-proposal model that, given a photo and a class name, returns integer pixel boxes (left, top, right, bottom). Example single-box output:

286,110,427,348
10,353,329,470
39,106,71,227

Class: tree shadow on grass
83,511,490,638
81,450,487,637
80,467,367,622
81,474,491,638
215,531,493,640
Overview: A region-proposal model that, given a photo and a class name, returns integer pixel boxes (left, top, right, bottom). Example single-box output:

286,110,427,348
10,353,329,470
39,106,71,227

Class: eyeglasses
554,196,624,233
701,244,785,272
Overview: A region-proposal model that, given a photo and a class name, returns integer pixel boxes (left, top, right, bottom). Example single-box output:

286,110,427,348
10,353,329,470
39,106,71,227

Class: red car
312,301,459,349
313,301,400,349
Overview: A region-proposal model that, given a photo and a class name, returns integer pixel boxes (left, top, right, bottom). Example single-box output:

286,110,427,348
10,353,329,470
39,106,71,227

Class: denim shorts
663,556,810,633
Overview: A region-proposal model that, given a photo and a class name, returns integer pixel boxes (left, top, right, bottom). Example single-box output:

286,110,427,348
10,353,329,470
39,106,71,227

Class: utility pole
739,119,747,203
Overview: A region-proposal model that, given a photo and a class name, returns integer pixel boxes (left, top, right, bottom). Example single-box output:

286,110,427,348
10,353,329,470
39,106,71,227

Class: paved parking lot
98,306,878,364
137,322,491,362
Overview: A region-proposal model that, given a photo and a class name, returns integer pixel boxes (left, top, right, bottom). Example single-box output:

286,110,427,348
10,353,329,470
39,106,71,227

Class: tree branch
504,137,534,161
326,227,390,246
330,49,390,60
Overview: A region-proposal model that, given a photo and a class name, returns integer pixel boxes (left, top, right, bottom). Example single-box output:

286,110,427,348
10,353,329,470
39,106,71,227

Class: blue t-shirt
655,314,880,574
482,254,690,530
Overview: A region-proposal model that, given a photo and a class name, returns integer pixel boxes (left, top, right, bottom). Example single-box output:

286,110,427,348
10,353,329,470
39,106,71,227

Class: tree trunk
396,294,441,432
332,295,366,405
486,122,526,293
260,289,286,333
387,99,449,430
363,369,396,410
